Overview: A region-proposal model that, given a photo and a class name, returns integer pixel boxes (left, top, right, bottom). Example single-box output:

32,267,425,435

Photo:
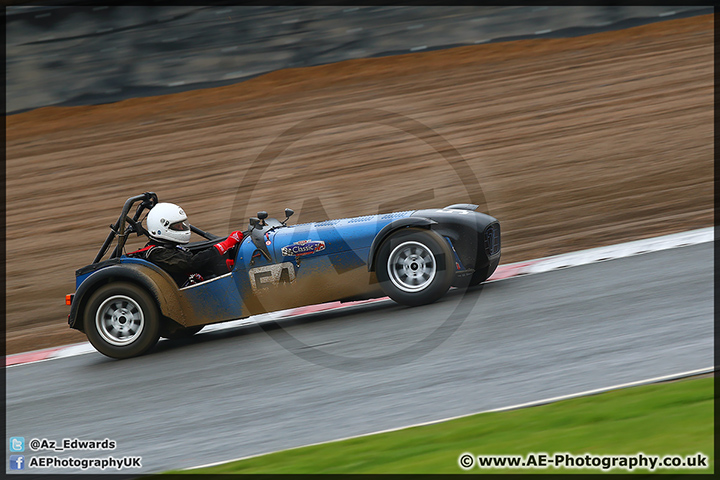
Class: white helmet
146,202,191,244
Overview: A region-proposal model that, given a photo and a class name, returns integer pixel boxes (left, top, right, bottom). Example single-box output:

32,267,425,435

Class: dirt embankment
5,15,713,355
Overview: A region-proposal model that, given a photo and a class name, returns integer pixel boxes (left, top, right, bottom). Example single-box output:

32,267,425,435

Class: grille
484,223,500,256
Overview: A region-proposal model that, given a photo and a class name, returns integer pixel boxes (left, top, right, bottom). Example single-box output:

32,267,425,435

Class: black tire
375,228,454,306
84,282,161,359
161,324,204,340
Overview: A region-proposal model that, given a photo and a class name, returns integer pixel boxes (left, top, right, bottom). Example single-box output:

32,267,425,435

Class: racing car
67,192,500,359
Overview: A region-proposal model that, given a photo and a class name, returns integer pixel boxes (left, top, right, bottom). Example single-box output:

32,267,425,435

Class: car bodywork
67,193,500,355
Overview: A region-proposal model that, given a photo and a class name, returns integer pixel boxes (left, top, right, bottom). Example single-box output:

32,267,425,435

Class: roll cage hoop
92,192,219,264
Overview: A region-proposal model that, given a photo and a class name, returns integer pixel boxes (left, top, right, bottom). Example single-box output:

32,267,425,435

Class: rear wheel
376,229,453,306
84,282,160,359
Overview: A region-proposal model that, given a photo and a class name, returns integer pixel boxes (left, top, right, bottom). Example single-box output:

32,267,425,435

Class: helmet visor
169,220,190,232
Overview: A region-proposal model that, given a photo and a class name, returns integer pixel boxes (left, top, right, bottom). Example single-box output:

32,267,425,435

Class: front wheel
84,282,160,359
375,228,454,306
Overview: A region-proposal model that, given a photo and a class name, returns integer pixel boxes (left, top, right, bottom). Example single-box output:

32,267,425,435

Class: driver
128,202,243,286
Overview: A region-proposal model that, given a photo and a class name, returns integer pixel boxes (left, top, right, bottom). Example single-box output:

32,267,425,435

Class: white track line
521,227,713,276
6,227,713,367
184,366,715,470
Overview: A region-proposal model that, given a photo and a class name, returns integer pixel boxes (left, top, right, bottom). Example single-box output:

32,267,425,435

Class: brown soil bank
6,15,713,355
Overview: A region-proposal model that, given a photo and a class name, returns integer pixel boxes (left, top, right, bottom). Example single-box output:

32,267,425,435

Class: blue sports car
67,193,500,358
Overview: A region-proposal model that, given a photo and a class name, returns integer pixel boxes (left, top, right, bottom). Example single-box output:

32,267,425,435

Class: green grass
168,377,713,474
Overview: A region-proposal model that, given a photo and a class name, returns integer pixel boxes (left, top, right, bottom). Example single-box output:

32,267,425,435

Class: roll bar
189,224,220,241
92,192,224,264
93,192,158,264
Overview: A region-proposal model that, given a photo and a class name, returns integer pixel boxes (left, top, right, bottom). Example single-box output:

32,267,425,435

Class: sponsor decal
266,240,272,246
281,240,326,257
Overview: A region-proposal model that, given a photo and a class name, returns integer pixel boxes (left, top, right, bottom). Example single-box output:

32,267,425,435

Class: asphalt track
6,242,713,474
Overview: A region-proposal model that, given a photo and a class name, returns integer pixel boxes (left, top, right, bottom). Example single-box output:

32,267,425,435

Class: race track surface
6,242,713,474
6,14,712,354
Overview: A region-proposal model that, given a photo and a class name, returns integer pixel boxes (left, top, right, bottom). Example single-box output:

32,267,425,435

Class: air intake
484,223,500,256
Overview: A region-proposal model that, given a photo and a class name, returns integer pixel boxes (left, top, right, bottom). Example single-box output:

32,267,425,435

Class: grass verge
167,376,713,474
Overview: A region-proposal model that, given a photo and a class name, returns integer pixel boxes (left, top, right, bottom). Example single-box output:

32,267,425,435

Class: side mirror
257,211,268,226
282,208,295,226
249,217,260,229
